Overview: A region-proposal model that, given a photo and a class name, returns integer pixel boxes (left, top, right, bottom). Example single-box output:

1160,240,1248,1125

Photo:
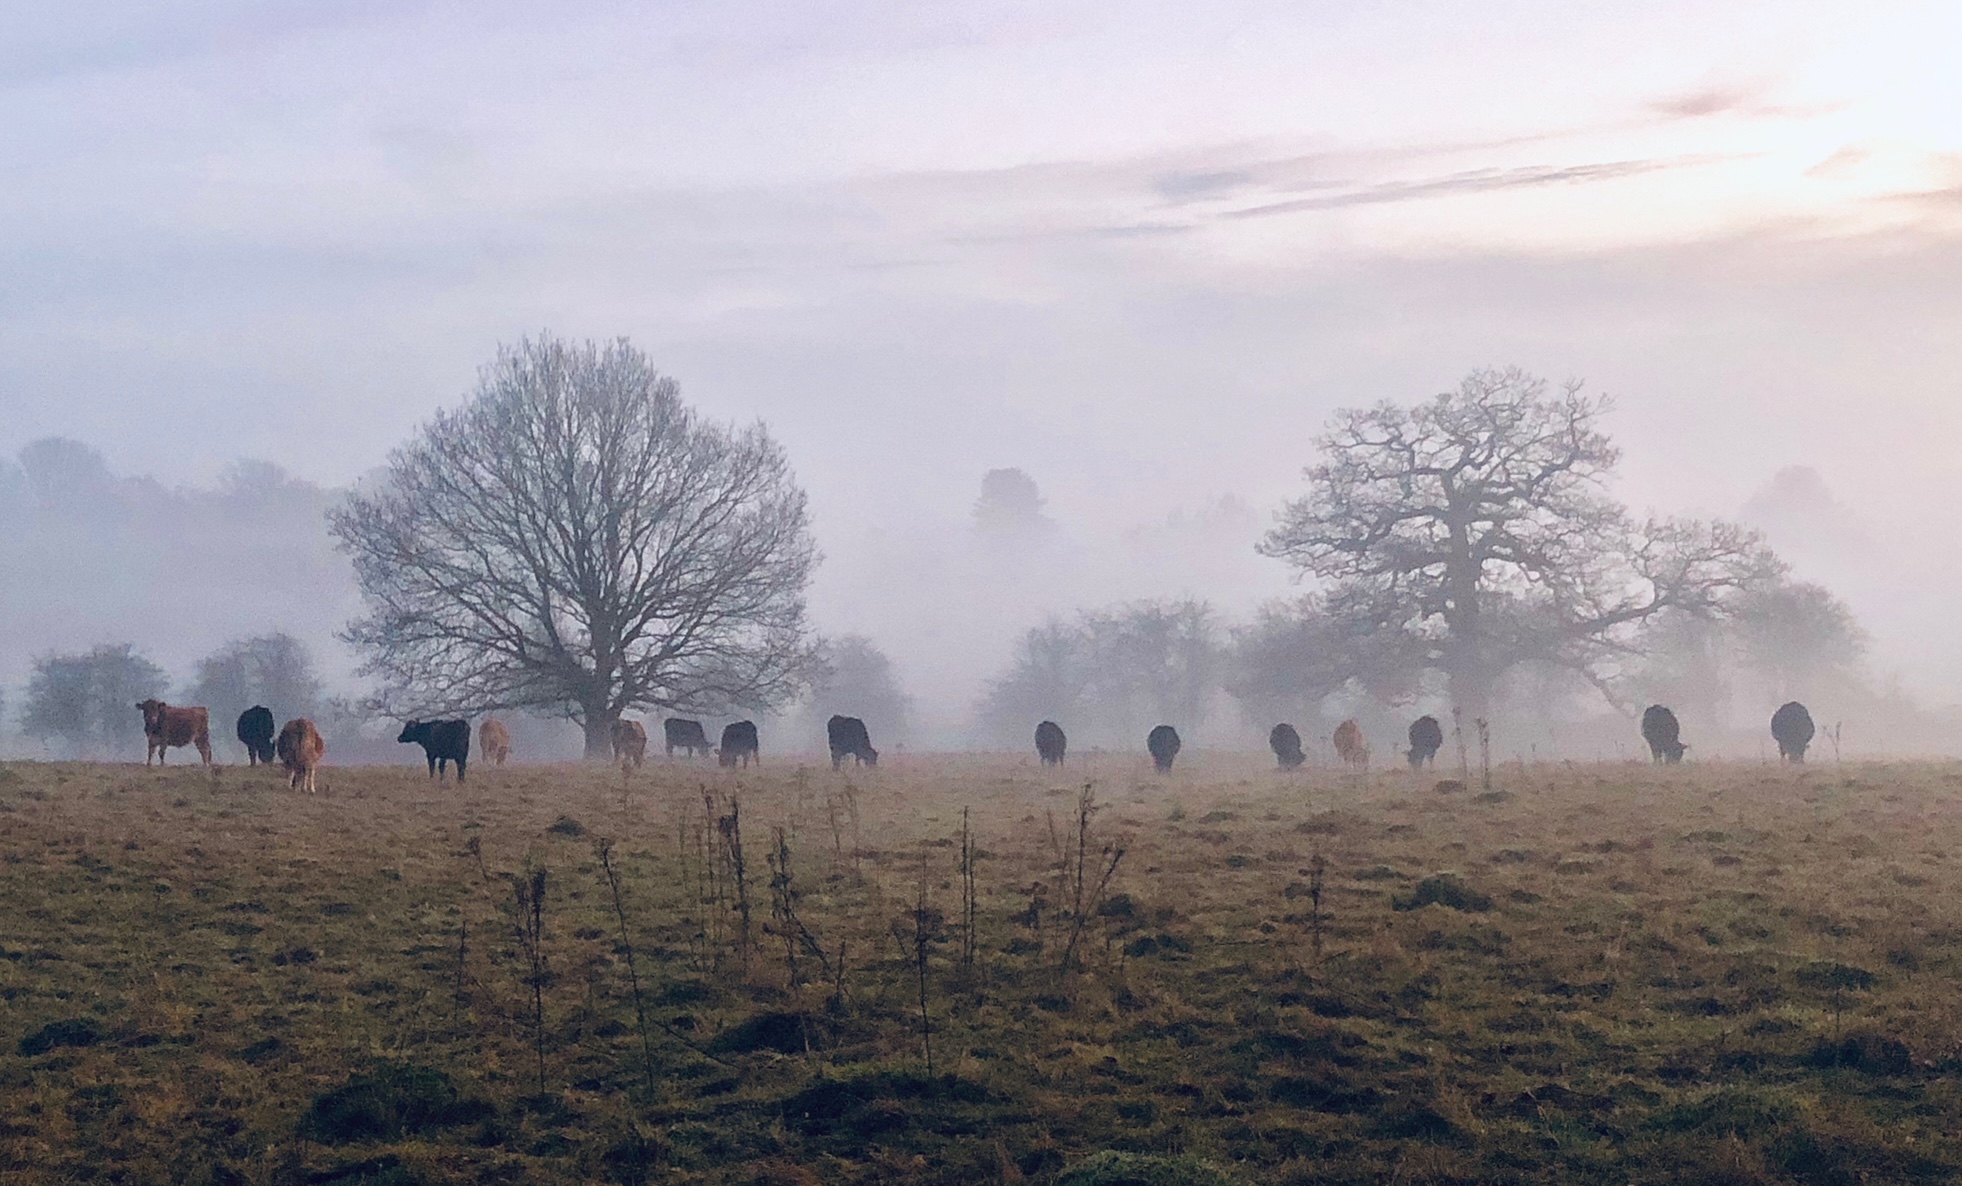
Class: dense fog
6,2,1962,761
2,428,1957,762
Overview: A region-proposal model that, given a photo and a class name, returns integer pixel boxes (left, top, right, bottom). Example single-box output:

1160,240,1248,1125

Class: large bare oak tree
1259,367,1784,717
332,335,819,756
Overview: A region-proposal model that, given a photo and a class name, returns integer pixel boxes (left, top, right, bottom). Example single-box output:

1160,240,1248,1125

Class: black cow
719,720,760,768
1269,723,1305,770
1035,720,1067,766
664,717,712,758
1772,701,1816,763
1641,705,1687,764
1147,724,1181,773
399,719,471,782
237,705,276,766
1407,715,1444,768
828,715,878,769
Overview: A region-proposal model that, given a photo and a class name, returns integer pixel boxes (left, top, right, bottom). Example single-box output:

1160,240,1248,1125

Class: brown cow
612,718,647,770
137,699,212,766
276,718,325,794
479,718,512,767
1333,719,1368,769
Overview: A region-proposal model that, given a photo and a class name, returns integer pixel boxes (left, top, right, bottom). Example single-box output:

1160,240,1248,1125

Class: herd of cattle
128,699,885,787
1125,698,1819,773
125,695,1822,788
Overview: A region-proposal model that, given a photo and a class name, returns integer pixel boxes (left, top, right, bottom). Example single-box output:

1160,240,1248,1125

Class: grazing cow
276,718,325,793
1147,724,1181,773
1269,723,1305,770
1641,705,1687,764
664,717,713,758
398,719,470,782
613,719,648,770
478,718,511,767
237,705,276,766
1407,716,1444,768
1772,701,1816,763
718,720,760,768
1333,719,1368,768
1035,720,1067,766
137,700,212,767
827,715,878,769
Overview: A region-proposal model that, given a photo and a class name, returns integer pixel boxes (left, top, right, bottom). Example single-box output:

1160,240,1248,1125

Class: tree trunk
1447,655,1494,724
582,703,621,760
1450,672,1493,724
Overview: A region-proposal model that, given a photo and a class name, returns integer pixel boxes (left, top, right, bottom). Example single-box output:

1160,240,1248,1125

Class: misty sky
7,1,1962,711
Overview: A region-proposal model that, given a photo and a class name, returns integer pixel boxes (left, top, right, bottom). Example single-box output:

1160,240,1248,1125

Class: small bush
1795,962,1875,992
19,1018,99,1056
709,1011,813,1055
603,1130,668,1186
1648,1088,1796,1138
1805,1032,1913,1076
307,1155,428,1185
781,1071,996,1150
297,1064,494,1144
1098,893,1138,919
1394,874,1492,912
546,815,586,837
1054,1150,1242,1186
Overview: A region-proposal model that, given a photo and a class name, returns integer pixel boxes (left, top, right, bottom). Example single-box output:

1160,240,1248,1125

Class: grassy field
4,752,1962,1185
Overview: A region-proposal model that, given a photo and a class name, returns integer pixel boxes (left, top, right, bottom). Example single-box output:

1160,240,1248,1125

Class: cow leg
457,756,466,784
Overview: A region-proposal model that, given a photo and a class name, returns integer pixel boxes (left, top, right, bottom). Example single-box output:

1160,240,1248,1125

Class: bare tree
979,599,1221,747
1226,595,1413,725
189,633,324,727
1260,367,1784,716
332,335,820,757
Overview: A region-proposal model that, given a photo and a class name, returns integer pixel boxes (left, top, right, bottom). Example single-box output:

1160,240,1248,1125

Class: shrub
1804,1032,1913,1076
709,1011,813,1055
1795,962,1875,992
1394,874,1492,912
297,1064,494,1144
1054,1150,1243,1186
18,1018,99,1056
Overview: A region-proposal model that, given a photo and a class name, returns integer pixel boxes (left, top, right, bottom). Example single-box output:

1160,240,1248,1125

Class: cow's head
863,746,878,767
136,699,166,732
397,721,426,744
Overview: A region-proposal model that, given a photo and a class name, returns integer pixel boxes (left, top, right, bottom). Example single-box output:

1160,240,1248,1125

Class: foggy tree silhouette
21,644,167,758
18,438,114,508
799,634,911,748
1730,579,1868,700
1226,595,1415,726
331,334,820,758
980,599,1220,747
972,468,1056,542
1261,367,1785,716
189,633,325,734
